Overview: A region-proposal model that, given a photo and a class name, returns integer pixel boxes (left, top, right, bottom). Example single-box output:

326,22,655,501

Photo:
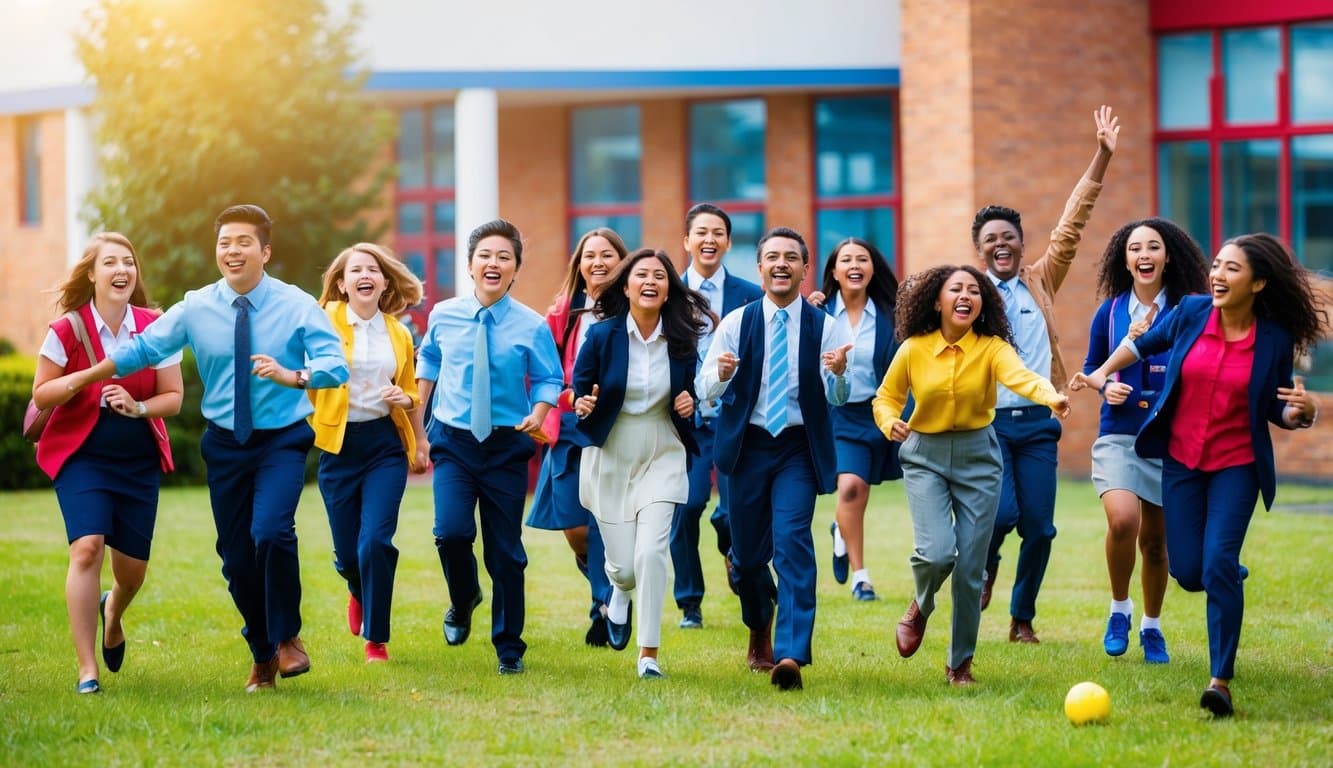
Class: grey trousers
899,427,1002,669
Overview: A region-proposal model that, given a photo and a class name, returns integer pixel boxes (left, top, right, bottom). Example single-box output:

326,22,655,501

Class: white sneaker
637,656,665,679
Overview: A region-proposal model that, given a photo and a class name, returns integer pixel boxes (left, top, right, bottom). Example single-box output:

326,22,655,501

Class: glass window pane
571,106,642,205
1223,27,1279,124
569,215,642,252
431,107,455,188
403,250,426,283
434,247,455,298
433,200,455,236
815,96,895,198
815,208,896,276
1293,134,1333,275
1221,139,1280,239
398,108,426,189
1158,33,1213,129
20,117,41,224
719,211,766,281
1157,141,1212,255
398,203,425,235
690,100,766,201
1292,22,1333,124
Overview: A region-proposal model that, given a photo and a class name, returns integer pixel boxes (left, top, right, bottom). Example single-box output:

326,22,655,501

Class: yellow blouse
872,329,1062,436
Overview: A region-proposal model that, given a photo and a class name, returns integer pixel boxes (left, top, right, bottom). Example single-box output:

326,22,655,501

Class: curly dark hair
894,264,1013,345
1095,217,1208,304
971,205,1023,247
1227,233,1329,353
819,237,899,316
594,248,714,360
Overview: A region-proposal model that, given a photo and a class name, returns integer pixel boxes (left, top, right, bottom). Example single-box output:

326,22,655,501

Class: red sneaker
348,594,363,636
365,641,388,663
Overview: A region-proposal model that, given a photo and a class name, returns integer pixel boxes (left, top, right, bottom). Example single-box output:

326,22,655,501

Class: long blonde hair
318,242,424,315
55,232,151,313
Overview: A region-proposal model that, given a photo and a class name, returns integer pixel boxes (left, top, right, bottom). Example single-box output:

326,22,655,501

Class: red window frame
394,105,456,330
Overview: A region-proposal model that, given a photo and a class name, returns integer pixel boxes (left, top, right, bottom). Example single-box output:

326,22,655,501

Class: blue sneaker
1140,628,1169,664
1103,612,1131,657
830,523,849,585
851,582,878,601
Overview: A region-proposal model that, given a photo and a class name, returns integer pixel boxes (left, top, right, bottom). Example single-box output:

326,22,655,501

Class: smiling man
697,226,851,691
974,106,1119,644
64,204,349,692
671,204,763,630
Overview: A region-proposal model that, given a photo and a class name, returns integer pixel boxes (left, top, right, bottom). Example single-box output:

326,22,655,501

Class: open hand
1095,105,1119,154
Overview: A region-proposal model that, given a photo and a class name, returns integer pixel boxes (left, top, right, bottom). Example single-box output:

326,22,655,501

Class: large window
1156,20,1333,388
19,116,41,225
690,99,766,278
813,94,899,277
395,106,456,334
569,105,642,251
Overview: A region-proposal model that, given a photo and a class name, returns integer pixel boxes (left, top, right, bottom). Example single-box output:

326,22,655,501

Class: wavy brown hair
594,249,713,361
318,242,424,315
894,264,1013,345
55,232,151,313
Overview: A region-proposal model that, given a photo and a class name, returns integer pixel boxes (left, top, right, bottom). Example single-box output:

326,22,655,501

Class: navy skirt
527,411,594,530
831,400,903,486
53,409,161,560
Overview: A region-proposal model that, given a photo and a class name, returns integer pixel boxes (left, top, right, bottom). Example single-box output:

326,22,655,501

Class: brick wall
497,104,569,312
641,98,689,270
0,112,71,355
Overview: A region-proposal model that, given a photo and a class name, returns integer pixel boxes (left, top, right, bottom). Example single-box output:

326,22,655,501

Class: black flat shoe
100,591,125,674
606,600,632,651
1200,684,1233,718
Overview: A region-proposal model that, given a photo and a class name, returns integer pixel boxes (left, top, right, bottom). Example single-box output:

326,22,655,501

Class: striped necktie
764,308,789,436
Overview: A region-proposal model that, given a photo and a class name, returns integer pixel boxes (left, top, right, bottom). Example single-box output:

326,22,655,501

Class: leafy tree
76,0,393,303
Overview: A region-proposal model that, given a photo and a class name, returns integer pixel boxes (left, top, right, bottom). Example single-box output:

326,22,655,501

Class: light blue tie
998,280,1018,326
470,308,492,441
764,308,789,436
700,278,717,312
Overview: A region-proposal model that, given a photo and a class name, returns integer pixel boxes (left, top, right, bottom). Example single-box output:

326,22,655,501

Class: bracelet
1099,380,1110,396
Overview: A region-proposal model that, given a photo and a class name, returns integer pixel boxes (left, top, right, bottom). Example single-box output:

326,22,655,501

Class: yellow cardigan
308,301,420,456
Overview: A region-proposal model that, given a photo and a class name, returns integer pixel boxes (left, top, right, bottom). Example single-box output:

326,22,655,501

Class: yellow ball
1065,681,1111,725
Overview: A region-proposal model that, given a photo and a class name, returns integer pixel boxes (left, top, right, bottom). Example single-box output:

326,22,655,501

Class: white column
63,107,97,266
453,88,499,294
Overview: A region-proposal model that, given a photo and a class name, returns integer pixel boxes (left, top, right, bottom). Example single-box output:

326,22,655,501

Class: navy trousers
986,407,1060,621
430,423,533,663
726,426,816,666
200,420,314,663
1162,457,1259,680
317,417,406,644
670,418,733,610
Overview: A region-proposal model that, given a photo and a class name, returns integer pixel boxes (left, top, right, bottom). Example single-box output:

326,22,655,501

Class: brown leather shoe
1008,619,1040,644
245,656,279,693
896,600,927,658
946,657,975,686
770,658,803,690
277,636,311,677
747,619,775,671
723,558,740,596
980,568,997,611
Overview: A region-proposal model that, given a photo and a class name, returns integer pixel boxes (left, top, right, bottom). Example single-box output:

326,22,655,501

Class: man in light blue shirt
68,204,347,692
416,218,562,676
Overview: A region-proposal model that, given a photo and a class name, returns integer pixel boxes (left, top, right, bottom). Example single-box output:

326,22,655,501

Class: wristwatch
294,369,311,389
135,401,147,418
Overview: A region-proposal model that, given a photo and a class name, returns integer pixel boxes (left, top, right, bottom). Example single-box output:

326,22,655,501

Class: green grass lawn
1,479,1330,766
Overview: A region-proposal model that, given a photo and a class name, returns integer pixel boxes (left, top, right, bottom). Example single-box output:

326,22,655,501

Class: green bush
0,355,46,490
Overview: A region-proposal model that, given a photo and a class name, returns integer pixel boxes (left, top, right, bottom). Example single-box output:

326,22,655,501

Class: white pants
597,501,674,649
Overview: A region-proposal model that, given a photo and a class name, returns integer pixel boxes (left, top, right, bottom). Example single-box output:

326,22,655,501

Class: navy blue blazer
1131,295,1296,510
571,315,700,459
714,300,838,494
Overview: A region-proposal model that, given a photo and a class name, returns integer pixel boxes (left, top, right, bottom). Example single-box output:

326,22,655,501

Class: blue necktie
470,307,493,441
998,280,1018,327
232,296,253,444
764,308,789,436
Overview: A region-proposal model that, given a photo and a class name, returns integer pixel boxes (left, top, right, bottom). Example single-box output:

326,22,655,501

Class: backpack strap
64,310,99,364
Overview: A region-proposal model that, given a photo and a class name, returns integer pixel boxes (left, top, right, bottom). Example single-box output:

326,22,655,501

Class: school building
2,0,1330,480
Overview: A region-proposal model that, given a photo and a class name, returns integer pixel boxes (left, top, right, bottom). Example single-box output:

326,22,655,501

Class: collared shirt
991,274,1052,409
685,265,729,419
1167,308,1256,471
417,292,562,430
345,305,397,422
623,314,671,415
573,294,601,358
697,296,851,426
831,294,880,402
41,304,183,408
873,329,1062,434
112,273,348,430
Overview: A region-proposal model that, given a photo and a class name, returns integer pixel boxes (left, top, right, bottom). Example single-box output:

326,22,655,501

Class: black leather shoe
100,591,125,674
606,601,632,651
679,605,703,629
1200,684,1233,717
498,658,525,675
585,615,610,647
443,592,483,646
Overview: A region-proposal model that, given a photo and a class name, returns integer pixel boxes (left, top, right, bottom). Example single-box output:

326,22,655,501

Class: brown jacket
1015,176,1102,393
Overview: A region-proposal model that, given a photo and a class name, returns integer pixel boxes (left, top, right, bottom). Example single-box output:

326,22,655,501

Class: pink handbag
23,311,97,443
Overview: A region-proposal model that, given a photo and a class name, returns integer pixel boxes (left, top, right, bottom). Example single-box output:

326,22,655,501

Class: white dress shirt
622,314,671,415
40,304,182,407
345,305,397,422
